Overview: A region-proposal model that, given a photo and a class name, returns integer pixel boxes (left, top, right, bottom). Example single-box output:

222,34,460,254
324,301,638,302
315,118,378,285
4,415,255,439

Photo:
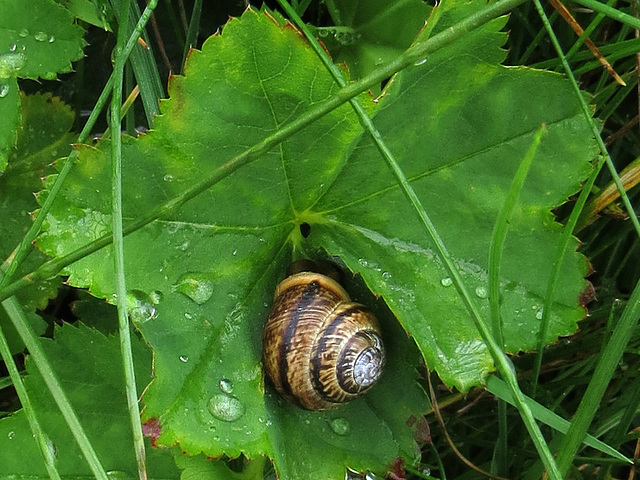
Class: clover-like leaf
0,93,72,353
36,3,596,478
0,323,179,477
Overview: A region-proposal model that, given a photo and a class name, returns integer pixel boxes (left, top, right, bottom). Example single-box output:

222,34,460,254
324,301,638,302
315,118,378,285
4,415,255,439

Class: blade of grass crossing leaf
0,0,162,288
276,1,562,478
488,126,544,476
180,0,203,74
111,1,147,479
0,0,530,302
533,0,640,473
489,127,544,347
0,310,61,480
0,292,108,480
486,376,631,463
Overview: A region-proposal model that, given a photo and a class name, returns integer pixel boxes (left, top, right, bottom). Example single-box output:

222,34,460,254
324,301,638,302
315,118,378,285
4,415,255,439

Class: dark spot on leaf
142,418,162,447
300,222,310,238
389,457,406,480
579,281,596,307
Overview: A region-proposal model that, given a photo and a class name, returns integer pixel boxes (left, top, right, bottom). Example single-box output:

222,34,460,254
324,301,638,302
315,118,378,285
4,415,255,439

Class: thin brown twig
426,372,511,480
146,2,173,73
627,426,640,480
548,0,626,86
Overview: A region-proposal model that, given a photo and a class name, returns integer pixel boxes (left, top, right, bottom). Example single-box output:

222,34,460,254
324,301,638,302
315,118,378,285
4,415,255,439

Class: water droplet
149,290,164,304
34,31,48,42
232,249,238,256
163,173,173,182
0,83,9,98
179,355,189,363
18,29,29,38
48,35,55,43
174,271,215,305
535,308,544,320
0,52,26,77
213,435,220,441
219,378,234,394
9,44,16,52
184,312,193,319
329,418,350,436
475,286,488,299
41,72,56,80
208,394,245,422
126,290,157,326
414,57,428,66
440,277,453,287
381,271,391,280
7,431,15,439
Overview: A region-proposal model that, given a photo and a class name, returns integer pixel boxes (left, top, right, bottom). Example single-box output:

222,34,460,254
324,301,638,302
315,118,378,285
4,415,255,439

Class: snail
262,260,385,410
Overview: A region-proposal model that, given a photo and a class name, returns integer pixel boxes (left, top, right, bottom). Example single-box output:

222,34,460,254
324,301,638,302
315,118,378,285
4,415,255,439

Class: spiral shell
262,262,385,410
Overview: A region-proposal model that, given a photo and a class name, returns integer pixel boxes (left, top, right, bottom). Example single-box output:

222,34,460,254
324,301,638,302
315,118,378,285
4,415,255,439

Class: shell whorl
262,269,385,410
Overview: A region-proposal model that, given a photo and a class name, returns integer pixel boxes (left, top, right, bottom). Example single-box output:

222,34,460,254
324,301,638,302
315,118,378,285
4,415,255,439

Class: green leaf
316,0,431,88
36,3,597,478
0,93,73,352
53,0,113,31
0,0,86,80
0,322,179,478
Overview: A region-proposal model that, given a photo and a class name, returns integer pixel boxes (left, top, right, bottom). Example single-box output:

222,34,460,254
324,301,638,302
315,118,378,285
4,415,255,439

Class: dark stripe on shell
277,281,322,404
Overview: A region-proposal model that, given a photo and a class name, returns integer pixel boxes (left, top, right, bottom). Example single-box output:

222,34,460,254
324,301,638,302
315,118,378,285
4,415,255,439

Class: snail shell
262,261,385,410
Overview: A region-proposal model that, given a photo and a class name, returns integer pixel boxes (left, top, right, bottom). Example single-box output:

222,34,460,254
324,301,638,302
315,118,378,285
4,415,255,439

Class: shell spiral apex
262,260,385,410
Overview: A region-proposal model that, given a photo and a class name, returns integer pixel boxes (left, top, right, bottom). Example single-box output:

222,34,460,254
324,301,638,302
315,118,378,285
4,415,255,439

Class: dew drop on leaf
7,431,15,440
219,378,234,394
0,83,9,98
440,277,453,287
179,355,189,363
174,271,215,305
18,29,29,38
126,290,157,326
475,286,488,299
34,31,48,42
328,417,350,436
42,72,57,80
414,57,428,66
48,35,55,43
208,393,245,422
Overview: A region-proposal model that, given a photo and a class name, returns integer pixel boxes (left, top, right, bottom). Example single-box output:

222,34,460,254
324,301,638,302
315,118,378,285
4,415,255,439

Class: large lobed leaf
35,3,596,478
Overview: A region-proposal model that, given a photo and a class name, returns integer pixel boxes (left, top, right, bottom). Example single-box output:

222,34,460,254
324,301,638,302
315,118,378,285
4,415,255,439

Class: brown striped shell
262,266,385,410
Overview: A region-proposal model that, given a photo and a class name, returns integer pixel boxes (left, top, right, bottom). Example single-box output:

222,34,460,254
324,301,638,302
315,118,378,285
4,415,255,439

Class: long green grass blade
486,376,631,463
0,311,61,480
181,0,203,74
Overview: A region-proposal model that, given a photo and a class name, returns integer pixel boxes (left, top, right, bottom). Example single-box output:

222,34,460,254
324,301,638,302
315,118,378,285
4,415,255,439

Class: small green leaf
53,0,113,31
0,323,179,478
0,0,85,80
